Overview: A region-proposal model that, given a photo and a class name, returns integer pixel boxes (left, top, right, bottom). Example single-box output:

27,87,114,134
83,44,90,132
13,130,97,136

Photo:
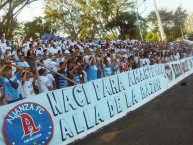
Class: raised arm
0,64,7,76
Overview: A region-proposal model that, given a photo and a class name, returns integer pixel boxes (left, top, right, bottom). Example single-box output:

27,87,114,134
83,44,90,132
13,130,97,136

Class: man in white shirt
19,71,35,99
84,47,91,63
38,68,53,93
140,53,150,67
0,39,7,54
22,40,31,57
47,73,56,89
48,45,58,55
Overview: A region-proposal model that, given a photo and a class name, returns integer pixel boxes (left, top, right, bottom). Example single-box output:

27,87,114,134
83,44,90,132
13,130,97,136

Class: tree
23,17,54,38
171,6,188,40
106,12,139,39
44,0,83,39
145,30,158,41
146,6,187,41
0,0,11,10
0,0,38,38
184,12,193,34
44,0,134,39
147,9,173,41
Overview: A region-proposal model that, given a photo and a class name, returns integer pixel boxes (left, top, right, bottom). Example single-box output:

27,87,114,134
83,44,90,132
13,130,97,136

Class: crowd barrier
0,57,193,145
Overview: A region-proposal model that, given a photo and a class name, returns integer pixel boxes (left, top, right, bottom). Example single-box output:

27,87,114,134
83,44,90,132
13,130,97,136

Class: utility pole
178,3,185,40
180,25,184,40
152,0,166,41
136,0,144,41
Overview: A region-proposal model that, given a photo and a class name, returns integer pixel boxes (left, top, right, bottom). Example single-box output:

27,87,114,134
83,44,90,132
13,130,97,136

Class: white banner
0,58,193,145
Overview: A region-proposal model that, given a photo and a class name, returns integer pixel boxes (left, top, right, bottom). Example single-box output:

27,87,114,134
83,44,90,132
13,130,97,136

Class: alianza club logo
164,64,173,81
3,102,54,145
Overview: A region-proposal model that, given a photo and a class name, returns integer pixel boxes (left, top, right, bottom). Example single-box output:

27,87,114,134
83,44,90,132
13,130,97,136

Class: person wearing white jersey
38,68,53,93
18,70,35,99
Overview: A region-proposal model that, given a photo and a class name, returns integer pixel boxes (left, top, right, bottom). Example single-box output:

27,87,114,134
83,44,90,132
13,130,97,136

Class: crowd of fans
0,35,192,105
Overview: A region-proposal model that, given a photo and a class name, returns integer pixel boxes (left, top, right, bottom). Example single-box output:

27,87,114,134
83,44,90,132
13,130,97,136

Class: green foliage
0,19,19,38
146,6,188,41
0,0,38,39
145,30,158,41
184,12,193,34
106,12,138,39
44,0,135,39
23,17,53,38
1,0,188,41
44,0,83,39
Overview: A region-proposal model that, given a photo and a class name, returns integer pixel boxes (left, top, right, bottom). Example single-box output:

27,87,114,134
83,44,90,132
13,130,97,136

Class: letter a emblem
19,113,40,138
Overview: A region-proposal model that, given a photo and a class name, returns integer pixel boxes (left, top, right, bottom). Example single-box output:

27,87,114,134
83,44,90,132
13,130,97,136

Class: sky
17,0,193,22
17,0,45,22
141,0,193,16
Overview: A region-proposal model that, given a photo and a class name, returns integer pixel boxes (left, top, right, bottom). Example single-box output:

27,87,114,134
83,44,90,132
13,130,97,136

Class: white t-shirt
134,56,139,64
18,39,23,47
49,61,58,72
23,46,30,57
39,76,52,93
140,58,150,67
47,73,55,88
43,59,58,72
37,66,44,70
35,49,43,56
56,57,65,64
17,61,30,68
56,46,62,51
84,55,91,63
43,59,52,67
0,42,7,53
12,50,20,61
174,53,180,60
48,47,58,55
61,43,66,50
18,80,35,98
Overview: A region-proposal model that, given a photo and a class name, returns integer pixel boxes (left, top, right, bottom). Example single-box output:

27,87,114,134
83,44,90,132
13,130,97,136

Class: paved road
71,75,193,145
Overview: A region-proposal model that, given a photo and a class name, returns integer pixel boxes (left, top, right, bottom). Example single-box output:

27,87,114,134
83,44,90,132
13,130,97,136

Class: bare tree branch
0,0,11,10
13,0,38,19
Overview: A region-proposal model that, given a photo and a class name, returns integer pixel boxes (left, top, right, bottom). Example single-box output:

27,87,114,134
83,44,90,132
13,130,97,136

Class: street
71,75,193,145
